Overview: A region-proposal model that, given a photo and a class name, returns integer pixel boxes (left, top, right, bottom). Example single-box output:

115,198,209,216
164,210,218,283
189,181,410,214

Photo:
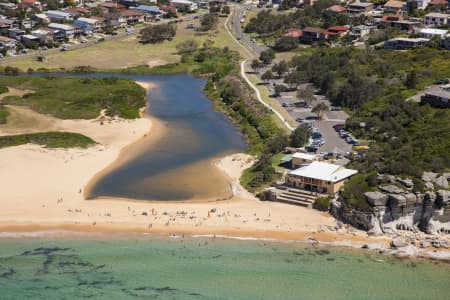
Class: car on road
303,104,311,108
295,117,304,122
330,106,341,111
97,37,105,42
185,23,195,29
333,124,345,131
282,102,289,107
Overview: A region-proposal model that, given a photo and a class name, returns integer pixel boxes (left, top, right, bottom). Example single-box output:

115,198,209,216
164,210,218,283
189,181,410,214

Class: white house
414,0,431,9
45,10,73,21
170,0,198,11
48,23,75,39
0,35,16,55
419,28,448,38
291,152,317,169
424,13,449,27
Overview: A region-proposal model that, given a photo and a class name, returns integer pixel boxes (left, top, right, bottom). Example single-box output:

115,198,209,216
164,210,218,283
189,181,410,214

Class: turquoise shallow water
0,237,449,300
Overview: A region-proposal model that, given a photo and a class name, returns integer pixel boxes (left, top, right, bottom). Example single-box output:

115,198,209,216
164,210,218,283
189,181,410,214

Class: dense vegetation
140,24,177,44
286,47,450,177
0,132,96,149
0,106,9,124
0,85,8,94
0,76,147,119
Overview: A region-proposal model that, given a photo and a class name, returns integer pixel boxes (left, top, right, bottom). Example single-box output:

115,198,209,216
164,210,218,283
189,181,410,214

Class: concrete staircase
276,188,317,208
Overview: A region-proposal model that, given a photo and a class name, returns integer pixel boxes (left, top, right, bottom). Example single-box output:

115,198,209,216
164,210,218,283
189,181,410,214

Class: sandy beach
0,81,411,255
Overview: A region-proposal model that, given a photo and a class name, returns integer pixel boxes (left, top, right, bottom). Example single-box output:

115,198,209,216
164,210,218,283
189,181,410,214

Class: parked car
295,117,304,122
330,106,341,111
304,104,311,108
97,37,105,42
282,102,289,107
333,124,345,131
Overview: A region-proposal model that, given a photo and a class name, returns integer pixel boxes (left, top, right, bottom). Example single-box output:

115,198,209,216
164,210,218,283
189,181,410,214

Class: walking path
224,9,295,132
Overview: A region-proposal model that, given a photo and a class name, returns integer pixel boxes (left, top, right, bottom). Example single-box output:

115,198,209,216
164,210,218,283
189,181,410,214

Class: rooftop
420,28,448,35
75,17,98,24
326,5,347,12
48,23,74,30
425,13,450,18
348,2,374,7
289,161,358,183
303,27,325,33
384,0,405,8
424,86,450,99
292,152,317,160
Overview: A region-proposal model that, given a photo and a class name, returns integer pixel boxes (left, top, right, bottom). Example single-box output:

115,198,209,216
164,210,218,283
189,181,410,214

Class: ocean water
1,237,449,300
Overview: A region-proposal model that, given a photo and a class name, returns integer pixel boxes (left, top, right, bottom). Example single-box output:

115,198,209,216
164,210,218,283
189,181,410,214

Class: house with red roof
383,0,405,14
325,5,347,16
300,27,325,43
285,28,303,39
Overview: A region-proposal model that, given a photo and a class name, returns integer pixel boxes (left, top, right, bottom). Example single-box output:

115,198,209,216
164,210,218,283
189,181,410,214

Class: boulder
396,178,414,189
380,185,404,194
434,176,449,189
425,182,434,191
364,191,388,207
389,194,407,207
424,191,436,206
404,193,417,205
422,172,437,182
443,173,450,181
435,190,450,208
391,236,409,248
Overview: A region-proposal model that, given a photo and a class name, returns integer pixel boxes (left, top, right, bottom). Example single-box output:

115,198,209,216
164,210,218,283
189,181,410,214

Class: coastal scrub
0,132,96,149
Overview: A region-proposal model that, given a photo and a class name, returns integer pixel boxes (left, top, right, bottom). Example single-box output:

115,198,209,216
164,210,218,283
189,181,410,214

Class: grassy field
3,17,246,71
1,76,146,119
0,131,96,149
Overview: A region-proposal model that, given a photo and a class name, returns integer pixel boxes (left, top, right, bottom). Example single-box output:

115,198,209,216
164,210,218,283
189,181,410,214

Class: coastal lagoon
1,237,449,300
85,74,247,201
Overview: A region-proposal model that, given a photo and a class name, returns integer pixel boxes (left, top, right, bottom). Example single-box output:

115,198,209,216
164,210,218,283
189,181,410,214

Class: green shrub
0,132,96,149
0,85,8,94
313,196,331,212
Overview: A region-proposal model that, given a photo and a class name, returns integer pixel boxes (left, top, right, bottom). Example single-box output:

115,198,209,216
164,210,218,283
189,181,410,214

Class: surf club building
285,161,358,195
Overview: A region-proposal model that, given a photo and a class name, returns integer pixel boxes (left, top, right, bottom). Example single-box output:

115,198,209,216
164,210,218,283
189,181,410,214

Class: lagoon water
1,237,449,300
85,74,247,201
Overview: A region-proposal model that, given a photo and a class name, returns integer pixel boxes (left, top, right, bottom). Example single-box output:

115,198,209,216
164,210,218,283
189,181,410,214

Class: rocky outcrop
331,173,450,237
435,176,449,189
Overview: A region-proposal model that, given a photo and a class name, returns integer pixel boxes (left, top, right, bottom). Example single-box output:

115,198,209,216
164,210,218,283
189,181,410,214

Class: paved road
0,13,206,64
230,5,267,55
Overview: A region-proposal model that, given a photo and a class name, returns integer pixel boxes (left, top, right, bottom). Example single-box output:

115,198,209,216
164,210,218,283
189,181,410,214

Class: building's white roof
289,161,358,183
292,152,317,160
420,28,448,35
75,17,98,24
425,13,449,18
48,23,74,30
22,34,39,39
46,10,72,17
170,0,194,4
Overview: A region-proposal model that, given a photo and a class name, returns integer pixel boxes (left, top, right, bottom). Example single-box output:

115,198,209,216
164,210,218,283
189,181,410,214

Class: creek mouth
85,73,247,201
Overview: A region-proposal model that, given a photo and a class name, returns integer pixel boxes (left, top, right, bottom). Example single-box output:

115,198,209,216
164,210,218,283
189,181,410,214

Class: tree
311,102,329,120
250,59,263,73
176,39,198,53
199,13,218,31
289,124,310,148
271,60,288,78
261,70,274,83
297,86,315,105
284,71,306,89
273,36,298,52
259,49,275,65
405,71,417,89
221,5,230,15
274,84,287,96
140,24,176,44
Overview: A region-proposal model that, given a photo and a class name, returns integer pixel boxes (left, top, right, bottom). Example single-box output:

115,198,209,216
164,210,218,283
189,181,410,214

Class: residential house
134,5,162,20
45,10,73,22
291,153,317,169
351,25,371,39
285,161,358,195
8,28,25,40
0,3,17,11
324,5,347,16
384,37,429,49
347,2,374,14
380,15,422,31
104,13,128,28
99,2,127,13
285,28,303,39
48,23,75,39
31,28,58,44
414,0,431,9
74,17,104,33
0,35,16,54
19,0,42,11
300,27,325,43
428,0,448,8
424,13,449,27
120,9,145,24
439,33,450,50
0,18,16,30
326,25,349,38
419,28,448,38
420,85,450,108
159,4,177,14
63,7,90,19
383,0,405,14
20,34,40,47
33,13,50,23
169,0,198,11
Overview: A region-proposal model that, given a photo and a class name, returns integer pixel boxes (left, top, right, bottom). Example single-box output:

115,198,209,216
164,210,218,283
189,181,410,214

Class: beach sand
0,82,388,247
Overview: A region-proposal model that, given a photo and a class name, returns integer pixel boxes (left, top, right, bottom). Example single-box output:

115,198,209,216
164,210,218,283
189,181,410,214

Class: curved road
225,7,294,131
